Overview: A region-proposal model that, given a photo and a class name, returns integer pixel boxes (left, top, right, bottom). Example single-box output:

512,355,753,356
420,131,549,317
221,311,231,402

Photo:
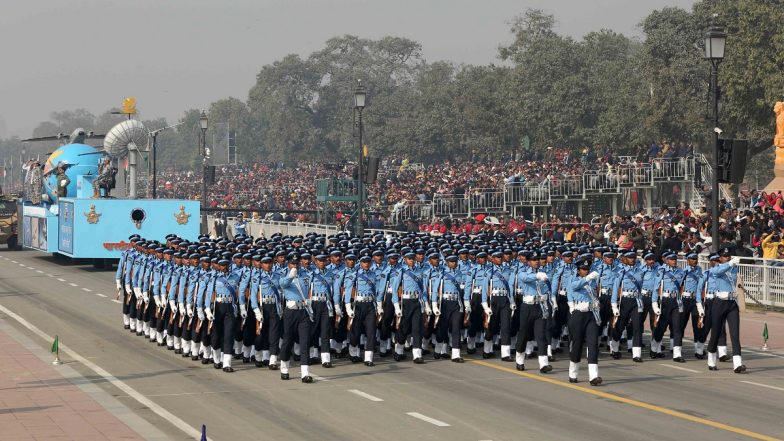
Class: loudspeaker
364,157,380,184
206,165,216,185
717,139,748,184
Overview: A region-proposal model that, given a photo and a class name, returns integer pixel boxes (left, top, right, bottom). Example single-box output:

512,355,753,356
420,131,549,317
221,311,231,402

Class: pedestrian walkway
0,327,143,441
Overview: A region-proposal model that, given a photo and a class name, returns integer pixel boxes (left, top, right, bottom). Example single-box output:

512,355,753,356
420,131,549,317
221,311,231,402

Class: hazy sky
0,0,695,138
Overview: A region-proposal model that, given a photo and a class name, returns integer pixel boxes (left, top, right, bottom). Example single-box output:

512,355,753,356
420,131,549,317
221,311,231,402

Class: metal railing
433,194,469,217
651,158,690,181
505,181,551,206
467,188,505,212
677,256,784,308
617,163,654,187
583,170,620,194
549,175,583,199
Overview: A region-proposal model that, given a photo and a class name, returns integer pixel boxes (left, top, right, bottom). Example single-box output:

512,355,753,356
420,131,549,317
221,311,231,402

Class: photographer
761,229,783,260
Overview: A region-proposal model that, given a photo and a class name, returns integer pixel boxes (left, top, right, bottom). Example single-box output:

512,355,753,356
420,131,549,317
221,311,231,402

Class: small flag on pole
51,335,62,365
201,424,207,441
762,323,769,351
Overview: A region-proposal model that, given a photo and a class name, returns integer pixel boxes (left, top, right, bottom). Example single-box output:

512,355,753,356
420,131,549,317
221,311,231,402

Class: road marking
10,260,17,263
111,299,123,304
471,359,780,441
348,389,383,402
312,375,330,382
82,288,92,292
36,270,44,274
0,304,207,440
740,381,784,392
95,293,108,298
46,274,54,277
57,278,66,282
406,412,450,427
660,364,700,373
68,283,78,287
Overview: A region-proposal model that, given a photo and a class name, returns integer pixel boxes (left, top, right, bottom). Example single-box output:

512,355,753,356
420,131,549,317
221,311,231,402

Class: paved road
1,250,783,441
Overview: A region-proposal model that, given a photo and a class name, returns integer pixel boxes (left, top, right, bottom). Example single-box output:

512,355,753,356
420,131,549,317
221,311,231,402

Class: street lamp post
704,20,726,252
354,80,367,237
199,110,209,235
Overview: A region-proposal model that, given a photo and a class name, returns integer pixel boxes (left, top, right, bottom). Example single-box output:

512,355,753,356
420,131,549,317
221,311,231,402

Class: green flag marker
763,323,768,341
51,335,58,353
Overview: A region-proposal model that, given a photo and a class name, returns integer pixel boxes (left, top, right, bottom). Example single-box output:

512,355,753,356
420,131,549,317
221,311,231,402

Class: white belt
472,288,481,294
522,295,547,304
600,288,609,295
285,300,306,309
641,289,651,296
310,295,328,301
716,291,734,300
261,297,277,304
558,290,567,296
705,292,715,299
574,301,591,312
460,284,466,290
660,291,677,298
441,294,459,301
215,297,233,303
621,291,638,298
682,291,694,298
491,290,508,296
515,289,524,295
402,293,420,300
355,295,375,302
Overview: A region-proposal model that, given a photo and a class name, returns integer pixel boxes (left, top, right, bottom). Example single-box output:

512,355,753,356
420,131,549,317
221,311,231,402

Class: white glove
652,303,661,316
510,302,517,311
178,304,186,316
205,308,213,321
393,302,402,317
482,302,492,316
169,300,177,311
536,272,549,282
375,301,384,317
115,280,122,291
697,303,705,317
59,179,67,186
586,271,599,281
142,291,150,303
253,308,262,320
424,302,432,315
186,304,194,317
431,302,441,316
612,304,620,317
153,295,161,306
568,301,575,314
288,267,298,279
133,287,141,297
124,285,132,295
240,304,247,319
552,302,558,312
345,303,355,318
197,308,205,322
729,256,740,266
464,303,472,314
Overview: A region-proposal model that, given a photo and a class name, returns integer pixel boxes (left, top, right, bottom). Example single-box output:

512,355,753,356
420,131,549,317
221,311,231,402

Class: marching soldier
481,252,514,361
196,257,218,364
236,253,256,362
597,251,618,344
514,252,552,372
549,250,575,352
706,250,745,373
377,253,401,358
344,255,380,366
116,235,140,330
331,252,356,357
309,254,335,368
427,254,467,362
278,255,315,382
698,254,728,361
389,252,426,363
464,252,489,354
568,258,602,386
680,253,704,360
249,255,283,369
651,254,686,361
206,259,240,372
639,252,660,349
610,251,644,362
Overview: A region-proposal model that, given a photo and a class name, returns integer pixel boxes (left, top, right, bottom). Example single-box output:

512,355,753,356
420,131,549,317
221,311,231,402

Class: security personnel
236,253,256,362
597,251,618,343
610,251,644,362
196,257,218,364
278,255,315,383
706,250,745,373
481,251,514,361
428,255,467,362
389,252,426,363
568,258,602,386
651,253,686,361
116,235,140,330
639,252,660,348
514,252,552,372
698,255,728,361
464,252,489,354
183,253,202,359
249,255,283,369
207,259,239,373
680,253,704,360
332,253,356,357
422,252,443,356
309,254,335,368
344,255,380,366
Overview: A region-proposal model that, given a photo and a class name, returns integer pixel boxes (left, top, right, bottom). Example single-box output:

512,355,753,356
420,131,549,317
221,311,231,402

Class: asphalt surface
1,249,783,441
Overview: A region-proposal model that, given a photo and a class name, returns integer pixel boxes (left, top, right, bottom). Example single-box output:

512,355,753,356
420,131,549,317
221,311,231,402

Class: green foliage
4,1,783,182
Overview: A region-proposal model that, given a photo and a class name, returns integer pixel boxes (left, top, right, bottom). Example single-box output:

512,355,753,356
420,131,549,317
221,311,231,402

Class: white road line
36,270,44,274
0,304,207,440
27,267,35,270
312,375,330,382
82,288,92,292
111,299,123,304
46,274,54,277
406,412,450,427
740,381,784,392
348,389,383,402
57,278,66,282
11,260,17,263
95,293,108,298
660,364,700,374
68,283,78,287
